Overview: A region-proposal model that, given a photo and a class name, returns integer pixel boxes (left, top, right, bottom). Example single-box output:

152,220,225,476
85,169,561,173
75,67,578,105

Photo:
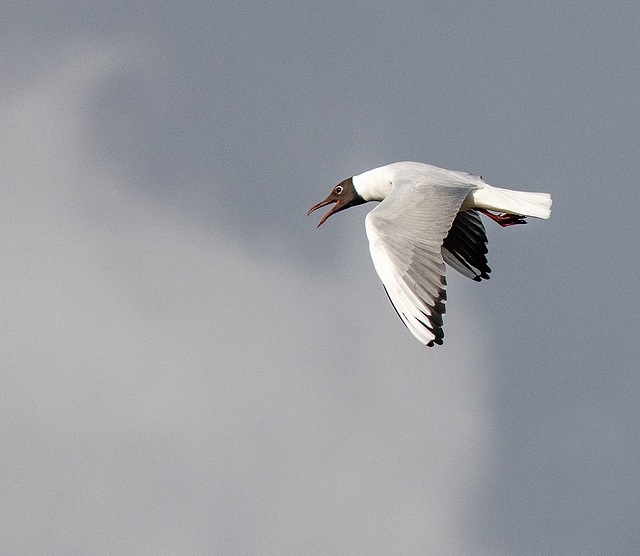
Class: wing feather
365,182,471,346
442,209,491,281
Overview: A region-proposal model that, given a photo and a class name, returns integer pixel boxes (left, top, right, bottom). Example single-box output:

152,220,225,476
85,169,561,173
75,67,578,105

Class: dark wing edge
383,283,446,347
442,209,491,282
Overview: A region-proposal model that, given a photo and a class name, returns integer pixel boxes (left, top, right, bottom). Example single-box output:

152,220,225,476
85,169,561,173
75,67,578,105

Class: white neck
352,167,394,202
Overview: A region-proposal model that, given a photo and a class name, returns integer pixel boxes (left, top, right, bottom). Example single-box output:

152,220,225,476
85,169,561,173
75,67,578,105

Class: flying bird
308,162,552,346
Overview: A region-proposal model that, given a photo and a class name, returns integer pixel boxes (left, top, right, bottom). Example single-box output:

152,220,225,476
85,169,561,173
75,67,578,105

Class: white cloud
0,42,491,555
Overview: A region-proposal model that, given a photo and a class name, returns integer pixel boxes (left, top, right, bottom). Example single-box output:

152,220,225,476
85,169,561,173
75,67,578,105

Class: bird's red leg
478,209,527,227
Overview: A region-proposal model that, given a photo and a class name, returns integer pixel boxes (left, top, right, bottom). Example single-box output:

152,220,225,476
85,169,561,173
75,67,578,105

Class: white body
353,161,552,220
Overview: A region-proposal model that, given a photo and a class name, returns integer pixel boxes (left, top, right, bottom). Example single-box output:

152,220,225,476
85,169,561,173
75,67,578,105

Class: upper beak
307,198,340,227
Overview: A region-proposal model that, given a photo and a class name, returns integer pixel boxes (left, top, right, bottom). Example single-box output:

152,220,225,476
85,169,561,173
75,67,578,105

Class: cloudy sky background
2,2,639,554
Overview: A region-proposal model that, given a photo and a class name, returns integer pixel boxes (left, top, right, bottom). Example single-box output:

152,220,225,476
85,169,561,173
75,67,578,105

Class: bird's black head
307,177,366,227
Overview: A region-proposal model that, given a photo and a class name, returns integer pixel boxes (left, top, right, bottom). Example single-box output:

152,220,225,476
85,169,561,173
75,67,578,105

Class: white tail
470,185,552,219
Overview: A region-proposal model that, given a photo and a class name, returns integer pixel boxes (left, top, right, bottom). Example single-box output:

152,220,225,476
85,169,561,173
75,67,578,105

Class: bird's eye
335,186,343,194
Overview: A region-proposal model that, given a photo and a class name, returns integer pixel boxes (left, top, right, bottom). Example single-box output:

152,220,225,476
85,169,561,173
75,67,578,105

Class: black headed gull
308,162,552,346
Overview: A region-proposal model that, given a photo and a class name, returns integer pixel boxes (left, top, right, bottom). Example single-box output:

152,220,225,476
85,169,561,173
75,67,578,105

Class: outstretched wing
442,209,491,282
365,182,471,346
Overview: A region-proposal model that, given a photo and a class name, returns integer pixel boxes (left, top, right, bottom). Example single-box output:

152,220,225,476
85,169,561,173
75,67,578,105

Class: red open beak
307,199,340,227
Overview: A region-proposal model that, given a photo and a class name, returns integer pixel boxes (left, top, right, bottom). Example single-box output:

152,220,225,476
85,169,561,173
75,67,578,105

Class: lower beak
308,199,339,227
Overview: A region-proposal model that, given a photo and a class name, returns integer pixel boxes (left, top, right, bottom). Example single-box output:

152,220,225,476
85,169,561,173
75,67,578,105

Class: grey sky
2,2,639,554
